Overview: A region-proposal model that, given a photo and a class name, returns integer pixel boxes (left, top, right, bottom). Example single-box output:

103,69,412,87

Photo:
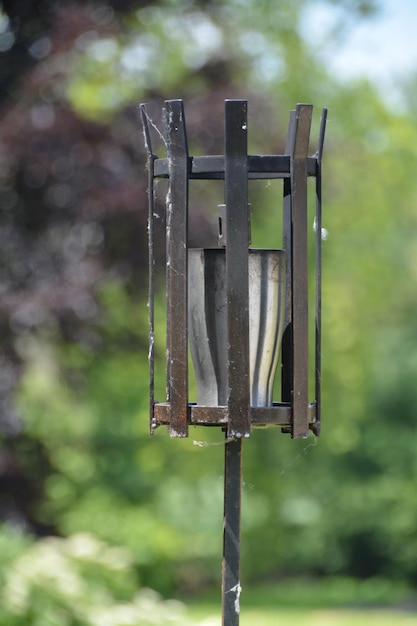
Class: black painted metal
222,101,250,626
222,437,242,626
139,103,157,435
281,110,296,416
291,104,312,439
141,98,326,437
153,154,318,179
314,108,328,436
224,100,251,439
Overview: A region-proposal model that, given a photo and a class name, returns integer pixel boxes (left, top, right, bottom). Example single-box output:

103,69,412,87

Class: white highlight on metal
148,332,154,362
193,437,238,448
313,216,328,240
226,583,242,615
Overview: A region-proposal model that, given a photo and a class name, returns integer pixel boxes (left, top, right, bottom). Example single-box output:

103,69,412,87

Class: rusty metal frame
141,100,326,439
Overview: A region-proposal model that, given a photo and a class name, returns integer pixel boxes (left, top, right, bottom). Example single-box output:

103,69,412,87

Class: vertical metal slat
313,107,328,436
291,104,312,439
224,99,250,438
164,100,189,437
140,104,157,435
281,110,296,410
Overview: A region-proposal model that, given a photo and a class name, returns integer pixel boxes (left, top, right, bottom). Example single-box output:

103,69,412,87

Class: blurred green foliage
3,0,417,612
0,526,204,626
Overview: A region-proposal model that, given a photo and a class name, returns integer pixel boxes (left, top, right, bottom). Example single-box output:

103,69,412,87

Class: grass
188,607,417,625
189,607,417,626
184,577,417,625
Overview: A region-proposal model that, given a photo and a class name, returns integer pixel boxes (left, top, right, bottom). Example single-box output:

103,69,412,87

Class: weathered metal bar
139,104,157,435
224,99,251,438
222,437,243,626
222,100,248,626
164,100,189,437
153,154,318,179
291,104,312,439
151,402,318,427
281,109,296,416
313,108,328,436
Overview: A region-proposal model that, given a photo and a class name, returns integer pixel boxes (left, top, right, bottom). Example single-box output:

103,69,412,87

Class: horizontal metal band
153,155,318,180
152,402,317,428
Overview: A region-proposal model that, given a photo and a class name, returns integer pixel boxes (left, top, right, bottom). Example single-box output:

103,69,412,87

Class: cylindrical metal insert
188,248,286,407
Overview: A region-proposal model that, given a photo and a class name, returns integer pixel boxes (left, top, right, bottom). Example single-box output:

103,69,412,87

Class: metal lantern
140,99,327,625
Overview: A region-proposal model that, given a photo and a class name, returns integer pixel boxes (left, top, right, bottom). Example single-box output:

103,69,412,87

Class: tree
4,0,417,595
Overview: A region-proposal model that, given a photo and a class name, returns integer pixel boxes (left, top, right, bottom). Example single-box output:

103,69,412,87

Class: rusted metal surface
142,98,326,439
163,100,189,437
152,402,318,428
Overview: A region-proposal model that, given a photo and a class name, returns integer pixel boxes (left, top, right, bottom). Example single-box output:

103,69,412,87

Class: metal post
222,437,242,626
140,98,327,625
